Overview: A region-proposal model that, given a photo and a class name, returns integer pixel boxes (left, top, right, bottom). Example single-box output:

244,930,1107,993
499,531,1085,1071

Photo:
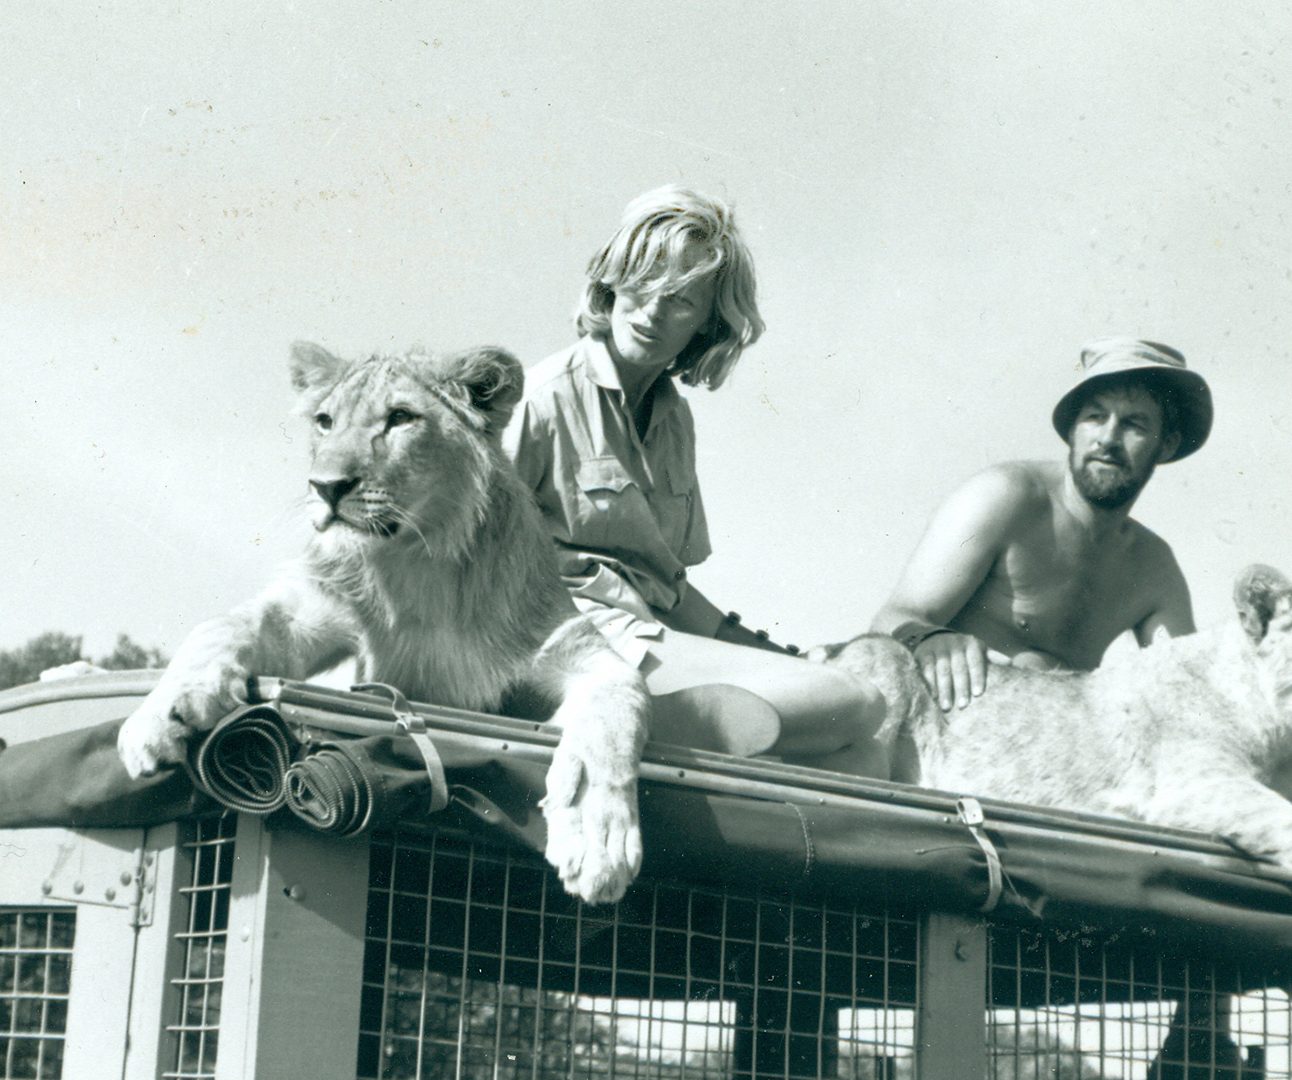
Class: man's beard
1069,445,1156,510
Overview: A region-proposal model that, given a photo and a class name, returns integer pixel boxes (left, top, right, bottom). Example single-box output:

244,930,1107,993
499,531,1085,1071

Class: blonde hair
575,185,765,389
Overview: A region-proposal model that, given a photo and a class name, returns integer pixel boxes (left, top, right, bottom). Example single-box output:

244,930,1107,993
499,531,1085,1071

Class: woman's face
608,267,717,378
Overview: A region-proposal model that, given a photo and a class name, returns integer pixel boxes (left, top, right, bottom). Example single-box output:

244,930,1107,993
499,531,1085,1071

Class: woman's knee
847,672,889,734
768,669,886,756
815,666,886,734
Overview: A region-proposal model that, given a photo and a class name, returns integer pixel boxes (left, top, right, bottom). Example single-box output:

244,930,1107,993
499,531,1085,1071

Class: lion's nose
309,476,360,510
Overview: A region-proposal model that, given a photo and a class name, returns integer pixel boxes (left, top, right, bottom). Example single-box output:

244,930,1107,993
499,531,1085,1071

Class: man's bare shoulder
947,460,1058,518
1124,518,1186,580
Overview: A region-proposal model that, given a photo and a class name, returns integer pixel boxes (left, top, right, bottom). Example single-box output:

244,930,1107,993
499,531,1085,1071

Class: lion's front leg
537,621,650,905
117,616,255,778
117,571,354,778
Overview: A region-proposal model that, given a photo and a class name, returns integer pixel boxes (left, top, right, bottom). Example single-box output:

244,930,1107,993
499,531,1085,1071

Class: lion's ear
289,341,347,394
1233,564,1292,643
442,346,524,434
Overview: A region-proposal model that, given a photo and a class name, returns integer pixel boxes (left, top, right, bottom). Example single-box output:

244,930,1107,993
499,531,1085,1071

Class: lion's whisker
387,503,438,565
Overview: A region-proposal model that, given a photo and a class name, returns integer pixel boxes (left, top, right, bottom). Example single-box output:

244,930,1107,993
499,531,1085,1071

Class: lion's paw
117,703,191,779
117,667,247,778
542,748,641,905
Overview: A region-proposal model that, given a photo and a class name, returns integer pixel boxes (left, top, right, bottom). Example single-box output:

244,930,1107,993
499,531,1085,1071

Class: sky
3,2,1290,661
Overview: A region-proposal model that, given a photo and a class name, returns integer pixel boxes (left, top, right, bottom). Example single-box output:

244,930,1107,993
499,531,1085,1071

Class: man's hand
913,632,1010,711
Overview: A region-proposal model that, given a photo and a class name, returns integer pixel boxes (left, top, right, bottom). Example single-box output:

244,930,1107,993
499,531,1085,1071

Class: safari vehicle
1,670,1290,1080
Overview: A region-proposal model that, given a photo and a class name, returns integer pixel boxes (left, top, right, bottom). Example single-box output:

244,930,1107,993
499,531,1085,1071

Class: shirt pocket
572,456,656,552
659,465,697,555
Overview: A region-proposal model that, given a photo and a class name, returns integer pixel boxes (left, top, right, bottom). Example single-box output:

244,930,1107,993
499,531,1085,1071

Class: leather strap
352,681,450,814
395,719,451,814
956,796,1003,913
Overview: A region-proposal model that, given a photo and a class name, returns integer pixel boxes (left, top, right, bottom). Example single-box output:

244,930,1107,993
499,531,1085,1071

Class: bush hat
1051,338,1213,463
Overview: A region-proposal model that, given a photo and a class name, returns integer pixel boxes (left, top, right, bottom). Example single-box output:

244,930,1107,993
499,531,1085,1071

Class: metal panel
0,672,155,746
216,818,369,1080
0,828,145,1080
916,913,987,1080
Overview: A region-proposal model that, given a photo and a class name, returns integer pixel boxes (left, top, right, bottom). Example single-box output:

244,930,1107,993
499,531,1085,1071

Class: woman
504,185,887,775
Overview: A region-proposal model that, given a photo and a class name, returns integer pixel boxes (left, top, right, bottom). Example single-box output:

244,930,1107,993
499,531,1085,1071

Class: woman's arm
658,581,725,636
661,582,796,653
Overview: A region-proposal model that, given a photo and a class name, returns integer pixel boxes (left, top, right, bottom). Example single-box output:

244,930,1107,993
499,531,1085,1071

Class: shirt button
673,569,686,581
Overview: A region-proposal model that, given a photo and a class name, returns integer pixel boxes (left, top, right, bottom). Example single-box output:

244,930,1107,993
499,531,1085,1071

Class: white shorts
569,566,664,669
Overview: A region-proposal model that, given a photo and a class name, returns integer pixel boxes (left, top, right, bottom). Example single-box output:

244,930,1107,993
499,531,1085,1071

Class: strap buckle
956,796,1003,913
350,682,449,813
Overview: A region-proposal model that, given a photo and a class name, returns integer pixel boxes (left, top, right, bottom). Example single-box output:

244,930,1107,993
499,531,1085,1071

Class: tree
97,634,168,672
0,632,169,691
0,632,84,690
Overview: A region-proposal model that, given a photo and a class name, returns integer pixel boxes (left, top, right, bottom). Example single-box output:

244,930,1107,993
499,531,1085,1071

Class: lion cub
823,565,1292,869
117,342,651,904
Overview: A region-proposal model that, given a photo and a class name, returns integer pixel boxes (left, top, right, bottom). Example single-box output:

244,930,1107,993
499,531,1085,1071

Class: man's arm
1134,544,1196,647
870,467,1028,710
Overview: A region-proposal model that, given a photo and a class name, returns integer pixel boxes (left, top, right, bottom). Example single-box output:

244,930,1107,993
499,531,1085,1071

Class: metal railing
987,924,1290,1078
165,815,237,1080
358,827,919,1080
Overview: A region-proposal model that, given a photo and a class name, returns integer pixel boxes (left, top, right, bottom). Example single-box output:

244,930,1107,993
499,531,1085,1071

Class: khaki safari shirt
503,335,712,659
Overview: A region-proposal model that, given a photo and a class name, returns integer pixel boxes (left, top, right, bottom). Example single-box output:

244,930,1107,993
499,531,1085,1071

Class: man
871,338,1213,711
875,337,1226,1079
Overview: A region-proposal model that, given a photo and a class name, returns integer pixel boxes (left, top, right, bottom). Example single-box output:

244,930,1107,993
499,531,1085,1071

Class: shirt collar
582,334,624,392
580,334,681,415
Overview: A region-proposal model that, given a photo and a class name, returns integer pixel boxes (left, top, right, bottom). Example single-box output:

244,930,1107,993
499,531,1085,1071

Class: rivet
287,884,306,901
954,940,969,962
105,888,117,902
40,882,52,896
120,871,133,886
240,926,251,942
72,881,84,895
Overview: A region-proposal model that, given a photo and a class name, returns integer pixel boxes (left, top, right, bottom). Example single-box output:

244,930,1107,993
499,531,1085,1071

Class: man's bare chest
973,541,1154,667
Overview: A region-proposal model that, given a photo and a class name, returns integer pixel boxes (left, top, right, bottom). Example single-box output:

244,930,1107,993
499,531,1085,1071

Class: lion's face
1233,563,1292,715
288,342,523,559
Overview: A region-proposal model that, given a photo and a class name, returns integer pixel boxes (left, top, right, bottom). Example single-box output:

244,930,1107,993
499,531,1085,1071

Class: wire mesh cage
358,826,920,1080
987,922,1292,1079
0,910,74,1080
165,813,237,1080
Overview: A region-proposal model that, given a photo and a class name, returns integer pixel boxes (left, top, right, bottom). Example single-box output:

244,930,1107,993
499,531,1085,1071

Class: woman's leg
641,627,891,778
